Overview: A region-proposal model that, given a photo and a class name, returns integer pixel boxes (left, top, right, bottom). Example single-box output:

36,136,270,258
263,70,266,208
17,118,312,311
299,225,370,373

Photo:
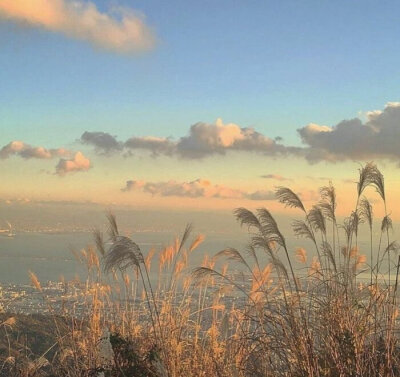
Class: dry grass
3,162,400,377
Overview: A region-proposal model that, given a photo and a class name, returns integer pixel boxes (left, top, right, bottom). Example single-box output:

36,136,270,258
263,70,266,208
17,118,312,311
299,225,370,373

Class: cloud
82,102,400,165
245,190,276,201
176,118,291,158
0,141,70,159
122,177,278,201
260,174,292,181
125,136,176,156
306,176,332,181
82,118,299,159
0,140,91,175
298,102,400,162
0,0,155,53
81,131,123,154
55,151,91,175
122,178,244,199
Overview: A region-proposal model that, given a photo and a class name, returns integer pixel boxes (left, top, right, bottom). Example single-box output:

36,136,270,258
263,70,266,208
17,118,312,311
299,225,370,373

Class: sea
0,230,382,285
0,231,249,285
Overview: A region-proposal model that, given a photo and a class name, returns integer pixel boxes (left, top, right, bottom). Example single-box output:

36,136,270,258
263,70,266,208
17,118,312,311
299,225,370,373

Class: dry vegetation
2,163,400,376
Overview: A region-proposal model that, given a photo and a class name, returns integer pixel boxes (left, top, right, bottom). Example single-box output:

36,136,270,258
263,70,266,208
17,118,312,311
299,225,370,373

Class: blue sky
2,0,400,147
1,0,400,217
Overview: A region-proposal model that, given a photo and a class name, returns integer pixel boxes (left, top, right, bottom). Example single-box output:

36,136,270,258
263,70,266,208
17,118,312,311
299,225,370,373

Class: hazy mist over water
0,227,394,285
0,203,397,285
0,232,247,284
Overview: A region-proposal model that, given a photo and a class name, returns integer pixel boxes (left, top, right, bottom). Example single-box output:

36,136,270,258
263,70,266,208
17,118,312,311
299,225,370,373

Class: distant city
0,281,89,316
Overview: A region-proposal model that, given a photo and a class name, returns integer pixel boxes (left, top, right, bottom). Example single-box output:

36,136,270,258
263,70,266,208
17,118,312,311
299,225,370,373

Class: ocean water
0,230,388,285
0,231,248,285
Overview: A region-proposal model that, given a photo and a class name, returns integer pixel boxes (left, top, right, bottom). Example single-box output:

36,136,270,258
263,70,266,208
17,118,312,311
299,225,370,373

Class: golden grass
5,163,400,377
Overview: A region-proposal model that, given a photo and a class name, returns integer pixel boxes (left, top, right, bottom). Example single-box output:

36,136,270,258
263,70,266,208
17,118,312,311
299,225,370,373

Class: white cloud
55,151,91,175
0,0,155,53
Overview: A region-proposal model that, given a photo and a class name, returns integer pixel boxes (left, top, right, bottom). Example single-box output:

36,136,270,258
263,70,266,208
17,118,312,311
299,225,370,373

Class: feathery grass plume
29,271,42,292
250,235,275,260
87,245,100,270
319,183,336,216
382,241,400,258
256,208,286,248
145,247,156,271
22,164,400,377
251,264,272,293
101,215,165,354
354,254,367,272
189,234,205,252
169,223,193,289
308,206,327,236
295,248,307,264
106,211,119,241
245,245,260,270
368,163,385,202
350,210,361,240
275,186,306,212
309,257,321,277
341,217,353,245
359,197,374,283
215,248,252,274
357,162,375,197
381,214,393,233
292,220,315,243
103,236,142,273
321,241,336,273
234,207,262,231
318,202,335,223
178,223,193,254
359,197,373,230
93,229,106,256
357,162,386,202
192,267,229,283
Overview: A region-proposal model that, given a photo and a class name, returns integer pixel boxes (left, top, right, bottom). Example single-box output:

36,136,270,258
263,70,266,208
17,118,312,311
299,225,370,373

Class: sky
1,0,400,225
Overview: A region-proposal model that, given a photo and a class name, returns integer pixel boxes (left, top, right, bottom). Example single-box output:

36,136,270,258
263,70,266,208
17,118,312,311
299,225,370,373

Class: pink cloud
0,0,155,53
0,141,70,159
122,178,275,201
55,151,91,176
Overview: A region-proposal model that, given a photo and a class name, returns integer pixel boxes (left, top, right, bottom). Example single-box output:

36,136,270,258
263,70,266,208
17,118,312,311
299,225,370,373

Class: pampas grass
9,162,400,377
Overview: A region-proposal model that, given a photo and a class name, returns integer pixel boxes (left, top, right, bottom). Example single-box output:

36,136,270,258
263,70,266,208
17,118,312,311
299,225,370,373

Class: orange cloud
56,151,91,176
0,0,155,53
0,140,70,159
122,178,275,201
